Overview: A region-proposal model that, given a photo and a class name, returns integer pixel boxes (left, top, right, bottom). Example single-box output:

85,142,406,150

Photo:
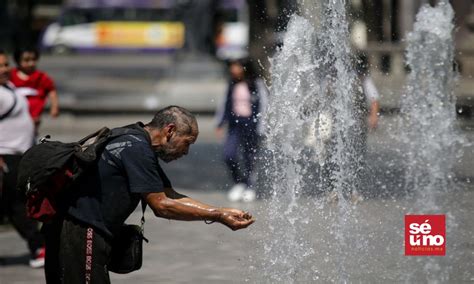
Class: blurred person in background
303,53,380,202
345,53,380,203
0,49,45,268
215,59,267,202
10,46,59,135
355,53,380,131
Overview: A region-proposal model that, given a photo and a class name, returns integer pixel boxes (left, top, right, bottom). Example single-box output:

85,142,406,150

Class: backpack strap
0,85,18,120
78,127,110,145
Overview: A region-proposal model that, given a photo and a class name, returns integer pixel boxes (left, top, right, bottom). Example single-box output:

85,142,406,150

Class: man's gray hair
147,106,197,135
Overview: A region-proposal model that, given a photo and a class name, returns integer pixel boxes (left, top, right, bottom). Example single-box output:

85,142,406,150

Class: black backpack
17,125,143,222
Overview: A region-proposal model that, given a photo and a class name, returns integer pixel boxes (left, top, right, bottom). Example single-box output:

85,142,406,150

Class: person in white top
0,81,34,154
215,59,267,202
356,54,380,130
0,50,45,268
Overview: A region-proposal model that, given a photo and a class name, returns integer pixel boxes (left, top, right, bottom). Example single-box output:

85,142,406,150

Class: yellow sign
96,22,185,48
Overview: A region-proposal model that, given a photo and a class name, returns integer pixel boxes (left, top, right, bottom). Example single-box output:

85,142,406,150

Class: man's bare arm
143,191,220,221
162,187,219,210
142,189,254,230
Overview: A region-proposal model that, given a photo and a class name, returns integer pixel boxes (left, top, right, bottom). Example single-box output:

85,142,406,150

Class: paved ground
1,114,473,283
0,189,262,284
1,189,473,283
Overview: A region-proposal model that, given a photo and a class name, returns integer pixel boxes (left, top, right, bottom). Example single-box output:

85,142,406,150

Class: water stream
255,0,470,282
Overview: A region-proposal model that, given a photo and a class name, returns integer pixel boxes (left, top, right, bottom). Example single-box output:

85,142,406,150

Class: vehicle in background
214,0,249,60
40,0,249,59
41,0,185,53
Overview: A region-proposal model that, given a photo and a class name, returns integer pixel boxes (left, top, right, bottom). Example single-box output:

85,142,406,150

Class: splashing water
260,0,366,282
401,1,459,208
400,1,465,282
255,0,471,283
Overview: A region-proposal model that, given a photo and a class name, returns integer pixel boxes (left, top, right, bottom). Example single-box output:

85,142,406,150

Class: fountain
253,0,472,283
399,1,465,282
401,1,458,207
259,0,365,282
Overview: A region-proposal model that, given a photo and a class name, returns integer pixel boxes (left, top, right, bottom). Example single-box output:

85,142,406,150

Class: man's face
155,129,198,163
0,55,10,85
19,52,38,74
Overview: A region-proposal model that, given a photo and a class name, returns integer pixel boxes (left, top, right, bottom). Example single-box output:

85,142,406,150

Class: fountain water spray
401,1,458,208
260,0,367,282
255,0,469,282
400,1,464,282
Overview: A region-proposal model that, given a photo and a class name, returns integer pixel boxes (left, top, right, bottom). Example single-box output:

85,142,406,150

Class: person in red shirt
10,47,59,131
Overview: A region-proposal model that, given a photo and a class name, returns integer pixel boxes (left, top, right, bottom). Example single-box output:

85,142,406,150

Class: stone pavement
0,189,262,284
1,186,474,283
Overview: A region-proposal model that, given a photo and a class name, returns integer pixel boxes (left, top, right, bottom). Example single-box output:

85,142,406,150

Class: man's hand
144,192,254,229
218,208,255,231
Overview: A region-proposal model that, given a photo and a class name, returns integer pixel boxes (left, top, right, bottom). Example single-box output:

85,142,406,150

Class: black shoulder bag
108,200,149,274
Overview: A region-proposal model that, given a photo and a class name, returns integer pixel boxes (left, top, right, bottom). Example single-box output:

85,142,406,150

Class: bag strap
78,125,140,146
0,85,17,120
140,200,149,243
140,199,147,227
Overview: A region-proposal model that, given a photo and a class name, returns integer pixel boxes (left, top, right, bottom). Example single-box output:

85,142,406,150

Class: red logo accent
405,215,445,256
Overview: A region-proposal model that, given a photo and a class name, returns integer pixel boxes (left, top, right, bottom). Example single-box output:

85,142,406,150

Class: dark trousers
223,127,259,187
0,154,44,257
44,217,112,284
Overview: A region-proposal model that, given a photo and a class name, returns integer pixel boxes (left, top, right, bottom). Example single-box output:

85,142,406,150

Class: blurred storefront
354,0,474,113
2,0,472,114
300,0,474,113
0,0,251,60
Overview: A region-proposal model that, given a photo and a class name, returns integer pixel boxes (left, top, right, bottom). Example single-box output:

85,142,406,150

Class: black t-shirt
67,123,171,238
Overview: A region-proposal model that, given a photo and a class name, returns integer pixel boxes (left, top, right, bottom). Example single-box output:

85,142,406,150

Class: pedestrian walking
215,59,267,202
0,49,45,268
